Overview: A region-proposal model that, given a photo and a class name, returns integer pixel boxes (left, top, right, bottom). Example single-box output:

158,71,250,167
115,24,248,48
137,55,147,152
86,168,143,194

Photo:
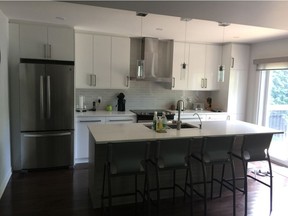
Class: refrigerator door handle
40,75,45,119
23,132,72,138
47,75,51,119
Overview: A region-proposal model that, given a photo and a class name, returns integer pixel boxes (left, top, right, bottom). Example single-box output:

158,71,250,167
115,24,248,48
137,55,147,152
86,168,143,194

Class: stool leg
101,164,107,215
231,157,236,216
188,159,194,216
219,164,226,198
135,174,138,215
108,164,112,216
202,161,207,216
268,157,273,213
211,165,214,199
243,160,248,216
184,167,189,201
156,164,160,215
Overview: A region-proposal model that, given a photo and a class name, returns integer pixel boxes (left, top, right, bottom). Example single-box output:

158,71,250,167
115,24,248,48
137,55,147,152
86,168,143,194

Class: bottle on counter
153,111,158,131
162,113,167,130
157,116,163,132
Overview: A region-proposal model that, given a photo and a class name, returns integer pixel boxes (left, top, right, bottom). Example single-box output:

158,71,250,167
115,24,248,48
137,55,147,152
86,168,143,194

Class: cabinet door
230,44,250,70
205,44,221,90
111,37,130,89
171,42,189,90
94,35,111,88
19,24,47,59
48,26,74,61
188,43,206,90
75,117,105,163
75,33,94,88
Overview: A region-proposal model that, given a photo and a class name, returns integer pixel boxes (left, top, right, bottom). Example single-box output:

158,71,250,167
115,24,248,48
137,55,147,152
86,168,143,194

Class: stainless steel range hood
130,37,173,82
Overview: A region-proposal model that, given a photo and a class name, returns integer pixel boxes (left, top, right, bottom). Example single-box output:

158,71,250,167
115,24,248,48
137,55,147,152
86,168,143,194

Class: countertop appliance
18,59,74,170
130,109,175,123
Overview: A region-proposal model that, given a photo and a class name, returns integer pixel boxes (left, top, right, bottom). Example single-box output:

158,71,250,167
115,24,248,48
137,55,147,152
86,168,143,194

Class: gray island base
88,121,282,210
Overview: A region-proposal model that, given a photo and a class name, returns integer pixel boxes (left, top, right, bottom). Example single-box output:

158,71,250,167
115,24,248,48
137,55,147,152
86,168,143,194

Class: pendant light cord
184,20,188,63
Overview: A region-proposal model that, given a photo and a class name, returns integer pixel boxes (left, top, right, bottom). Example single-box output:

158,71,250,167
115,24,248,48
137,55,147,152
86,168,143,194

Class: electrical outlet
97,96,102,104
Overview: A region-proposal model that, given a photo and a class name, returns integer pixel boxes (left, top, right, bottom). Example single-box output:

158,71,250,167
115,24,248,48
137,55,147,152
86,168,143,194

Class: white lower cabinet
74,115,136,164
75,117,105,164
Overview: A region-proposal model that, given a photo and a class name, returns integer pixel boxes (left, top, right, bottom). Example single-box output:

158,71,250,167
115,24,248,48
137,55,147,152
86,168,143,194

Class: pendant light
180,17,191,80
136,12,147,79
218,22,230,82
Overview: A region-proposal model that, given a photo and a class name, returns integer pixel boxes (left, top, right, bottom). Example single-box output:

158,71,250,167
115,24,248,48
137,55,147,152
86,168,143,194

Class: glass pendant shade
218,65,225,82
180,62,187,80
137,60,145,79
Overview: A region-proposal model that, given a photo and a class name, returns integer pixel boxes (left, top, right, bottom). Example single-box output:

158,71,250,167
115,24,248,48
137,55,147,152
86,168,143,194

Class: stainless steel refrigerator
19,59,74,169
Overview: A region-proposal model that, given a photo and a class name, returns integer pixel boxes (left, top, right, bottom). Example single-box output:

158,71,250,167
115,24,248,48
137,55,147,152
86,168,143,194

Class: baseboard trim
0,169,11,199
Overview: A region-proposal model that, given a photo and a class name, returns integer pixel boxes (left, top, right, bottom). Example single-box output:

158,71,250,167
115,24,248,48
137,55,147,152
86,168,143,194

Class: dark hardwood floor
1,163,288,216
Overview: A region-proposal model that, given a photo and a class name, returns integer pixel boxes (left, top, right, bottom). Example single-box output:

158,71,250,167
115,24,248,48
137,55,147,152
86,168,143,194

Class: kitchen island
88,121,282,209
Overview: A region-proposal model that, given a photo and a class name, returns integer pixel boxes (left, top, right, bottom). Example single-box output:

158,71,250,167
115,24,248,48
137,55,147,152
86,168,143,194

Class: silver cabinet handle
23,132,72,138
89,74,96,86
44,44,47,58
126,76,130,87
79,120,102,123
47,75,51,119
172,77,175,88
108,119,133,122
48,44,52,59
231,57,235,68
40,75,44,119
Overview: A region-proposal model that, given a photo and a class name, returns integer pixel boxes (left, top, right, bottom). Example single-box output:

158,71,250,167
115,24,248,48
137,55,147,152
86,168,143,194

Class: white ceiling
1,1,288,44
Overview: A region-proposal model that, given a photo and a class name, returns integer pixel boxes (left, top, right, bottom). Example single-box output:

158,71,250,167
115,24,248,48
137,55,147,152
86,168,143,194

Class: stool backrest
107,141,149,174
241,133,273,161
155,139,190,168
201,136,235,162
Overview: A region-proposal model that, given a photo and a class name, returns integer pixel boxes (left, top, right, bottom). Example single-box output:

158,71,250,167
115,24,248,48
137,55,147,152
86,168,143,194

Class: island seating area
88,121,282,215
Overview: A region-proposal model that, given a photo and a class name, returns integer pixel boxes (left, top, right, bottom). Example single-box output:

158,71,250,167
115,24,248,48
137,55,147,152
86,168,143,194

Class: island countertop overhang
88,120,283,144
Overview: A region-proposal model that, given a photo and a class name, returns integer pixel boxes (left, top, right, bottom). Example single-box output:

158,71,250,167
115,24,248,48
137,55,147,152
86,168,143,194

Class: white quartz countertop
170,109,228,115
88,120,282,144
75,110,136,118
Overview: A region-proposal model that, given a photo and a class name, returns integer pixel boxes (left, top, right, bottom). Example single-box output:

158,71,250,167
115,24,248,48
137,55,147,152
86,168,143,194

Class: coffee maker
117,93,126,111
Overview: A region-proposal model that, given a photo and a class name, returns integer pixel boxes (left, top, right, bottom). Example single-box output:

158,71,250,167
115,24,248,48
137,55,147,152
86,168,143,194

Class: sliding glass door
258,69,288,165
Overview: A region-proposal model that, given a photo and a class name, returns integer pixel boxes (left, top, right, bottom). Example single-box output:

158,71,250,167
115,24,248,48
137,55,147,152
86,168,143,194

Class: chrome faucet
193,113,202,129
176,100,184,130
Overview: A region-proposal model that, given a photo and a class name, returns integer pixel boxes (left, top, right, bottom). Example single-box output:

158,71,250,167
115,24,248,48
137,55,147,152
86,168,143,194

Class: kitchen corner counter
75,110,136,117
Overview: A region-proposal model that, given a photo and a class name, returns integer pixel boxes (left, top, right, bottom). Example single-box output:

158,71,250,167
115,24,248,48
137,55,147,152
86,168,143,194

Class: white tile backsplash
76,81,210,111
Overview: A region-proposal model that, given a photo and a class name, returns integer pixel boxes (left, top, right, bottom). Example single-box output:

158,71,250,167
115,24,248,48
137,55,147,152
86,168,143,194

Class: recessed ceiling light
156,28,163,31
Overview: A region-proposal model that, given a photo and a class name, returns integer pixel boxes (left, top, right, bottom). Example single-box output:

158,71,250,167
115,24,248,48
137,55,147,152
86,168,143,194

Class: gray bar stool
101,141,150,216
188,136,236,216
232,133,273,215
148,139,192,215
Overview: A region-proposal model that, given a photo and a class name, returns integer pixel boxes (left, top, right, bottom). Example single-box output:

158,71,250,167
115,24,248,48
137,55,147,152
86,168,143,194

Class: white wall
0,9,11,199
246,38,288,123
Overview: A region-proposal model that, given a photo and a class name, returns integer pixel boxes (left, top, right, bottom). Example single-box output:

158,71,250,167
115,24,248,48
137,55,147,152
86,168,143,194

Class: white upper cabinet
230,43,250,70
188,43,206,90
93,35,111,88
111,37,130,89
171,41,189,90
19,23,74,61
188,43,221,91
205,44,221,90
75,33,94,88
75,32,130,89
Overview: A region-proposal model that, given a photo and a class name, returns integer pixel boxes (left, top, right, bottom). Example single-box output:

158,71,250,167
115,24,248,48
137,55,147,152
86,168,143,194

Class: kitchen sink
144,123,198,130
167,123,198,129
